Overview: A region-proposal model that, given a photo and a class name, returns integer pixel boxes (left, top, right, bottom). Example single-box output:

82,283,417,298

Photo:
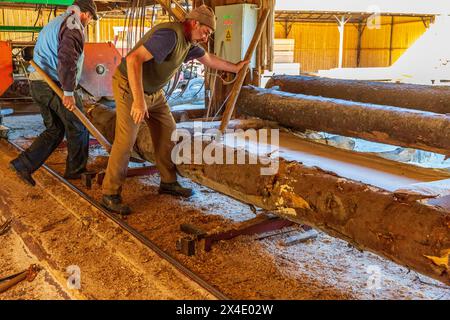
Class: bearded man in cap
102,5,248,214
10,0,98,186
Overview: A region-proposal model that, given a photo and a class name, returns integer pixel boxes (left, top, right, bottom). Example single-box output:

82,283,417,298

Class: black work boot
159,181,193,198
64,173,83,180
101,194,131,215
64,168,88,180
9,160,36,187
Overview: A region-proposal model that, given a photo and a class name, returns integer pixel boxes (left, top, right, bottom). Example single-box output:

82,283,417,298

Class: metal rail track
7,140,229,300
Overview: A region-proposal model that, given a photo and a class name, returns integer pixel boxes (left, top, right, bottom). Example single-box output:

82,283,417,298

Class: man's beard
183,20,196,44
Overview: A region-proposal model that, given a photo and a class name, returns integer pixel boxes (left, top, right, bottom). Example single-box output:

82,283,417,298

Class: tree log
266,75,450,114
237,86,450,156
172,108,205,122
86,103,450,286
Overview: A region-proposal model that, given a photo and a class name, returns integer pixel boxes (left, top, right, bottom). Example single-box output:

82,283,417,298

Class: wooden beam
356,20,365,67
153,0,187,21
389,16,395,66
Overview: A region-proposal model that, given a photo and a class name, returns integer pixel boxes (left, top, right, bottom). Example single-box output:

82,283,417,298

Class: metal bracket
177,214,299,256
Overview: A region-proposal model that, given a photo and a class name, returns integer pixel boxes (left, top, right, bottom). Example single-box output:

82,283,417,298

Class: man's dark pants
11,80,89,177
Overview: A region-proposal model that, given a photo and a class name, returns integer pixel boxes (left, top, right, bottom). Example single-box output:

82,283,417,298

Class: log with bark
266,75,450,114
86,103,450,286
237,86,450,156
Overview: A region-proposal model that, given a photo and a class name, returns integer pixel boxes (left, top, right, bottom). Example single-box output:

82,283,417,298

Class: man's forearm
200,53,239,73
126,57,146,104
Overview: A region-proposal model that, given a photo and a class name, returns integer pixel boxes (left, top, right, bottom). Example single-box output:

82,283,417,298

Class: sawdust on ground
2,114,450,300
0,139,214,300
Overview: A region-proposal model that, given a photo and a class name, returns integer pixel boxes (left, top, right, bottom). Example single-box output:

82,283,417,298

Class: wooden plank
274,38,295,51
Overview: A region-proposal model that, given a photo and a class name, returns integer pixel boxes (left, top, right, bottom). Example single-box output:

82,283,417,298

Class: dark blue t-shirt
143,28,205,63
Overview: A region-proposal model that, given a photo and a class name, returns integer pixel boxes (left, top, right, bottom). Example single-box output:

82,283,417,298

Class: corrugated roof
275,0,450,15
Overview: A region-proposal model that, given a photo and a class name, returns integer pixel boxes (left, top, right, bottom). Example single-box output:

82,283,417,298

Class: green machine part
0,0,75,32
0,0,74,5
0,26,43,32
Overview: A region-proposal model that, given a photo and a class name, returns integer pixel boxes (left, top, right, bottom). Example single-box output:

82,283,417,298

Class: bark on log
237,86,450,156
172,108,205,122
267,75,450,114
86,103,450,286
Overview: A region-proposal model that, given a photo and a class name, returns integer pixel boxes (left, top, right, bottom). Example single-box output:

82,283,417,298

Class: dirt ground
2,115,450,300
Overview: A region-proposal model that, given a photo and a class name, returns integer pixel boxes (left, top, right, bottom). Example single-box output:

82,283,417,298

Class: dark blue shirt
143,28,205,63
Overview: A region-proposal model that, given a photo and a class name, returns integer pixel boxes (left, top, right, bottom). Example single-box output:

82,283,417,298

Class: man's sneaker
9,160,35,187
101,194,131,215
159,181,193,198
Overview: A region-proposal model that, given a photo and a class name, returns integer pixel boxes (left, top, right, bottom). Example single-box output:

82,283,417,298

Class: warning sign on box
225,28,232,42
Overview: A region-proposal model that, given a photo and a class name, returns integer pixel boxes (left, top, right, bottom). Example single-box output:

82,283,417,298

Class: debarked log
237,86,450,156
266,75,450,114
86,103,450,286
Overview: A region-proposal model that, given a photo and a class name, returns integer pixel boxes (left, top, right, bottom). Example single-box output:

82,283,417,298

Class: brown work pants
102,70,177,196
